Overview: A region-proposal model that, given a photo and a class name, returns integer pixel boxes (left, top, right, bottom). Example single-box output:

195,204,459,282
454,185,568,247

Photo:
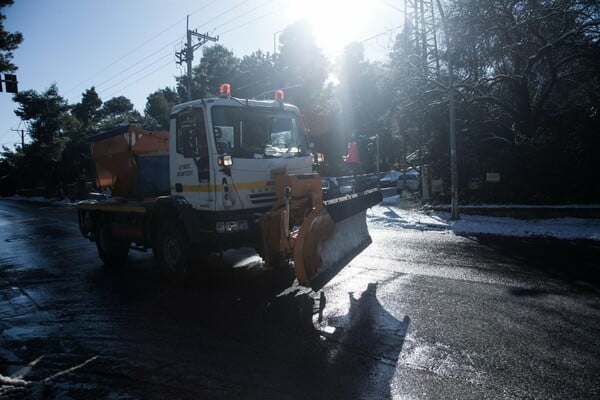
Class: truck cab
169,95,312,213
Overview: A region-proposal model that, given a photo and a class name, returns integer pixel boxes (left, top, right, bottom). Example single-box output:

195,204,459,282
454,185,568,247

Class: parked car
396,167,420,193
379,170,403,188
322,177,353,199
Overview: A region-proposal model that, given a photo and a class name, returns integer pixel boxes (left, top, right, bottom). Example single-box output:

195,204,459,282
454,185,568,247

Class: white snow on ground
369,195,600,241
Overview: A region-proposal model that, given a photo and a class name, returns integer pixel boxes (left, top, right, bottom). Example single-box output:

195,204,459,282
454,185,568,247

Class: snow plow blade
294,189,381,291
260,173,381,291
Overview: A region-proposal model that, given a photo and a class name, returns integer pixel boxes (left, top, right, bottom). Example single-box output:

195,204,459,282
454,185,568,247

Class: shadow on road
460,234,600,294
308,282,410,399
73,263,409,398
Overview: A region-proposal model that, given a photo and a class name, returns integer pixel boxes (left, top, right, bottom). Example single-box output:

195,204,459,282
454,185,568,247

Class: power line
64,31,184,97
210,0,274,32
360,24,403,43
68,1,252,103
101,58,176,100
97,51,174,96
192,0,251,32
380,0,404,13
219,6,283,36
101,0,264,103
64,0,215,97
93,40,183,91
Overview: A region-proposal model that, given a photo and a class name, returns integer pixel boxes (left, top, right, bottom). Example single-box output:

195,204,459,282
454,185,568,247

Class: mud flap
293,189,382,291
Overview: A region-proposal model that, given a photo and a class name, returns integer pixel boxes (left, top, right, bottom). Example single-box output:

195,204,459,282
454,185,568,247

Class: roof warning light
219,83,231,96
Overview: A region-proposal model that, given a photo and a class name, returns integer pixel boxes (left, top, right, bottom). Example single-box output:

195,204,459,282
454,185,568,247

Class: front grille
249,192,276,205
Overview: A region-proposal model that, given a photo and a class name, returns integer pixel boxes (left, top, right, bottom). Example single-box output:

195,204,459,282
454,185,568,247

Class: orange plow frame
260,174,382,291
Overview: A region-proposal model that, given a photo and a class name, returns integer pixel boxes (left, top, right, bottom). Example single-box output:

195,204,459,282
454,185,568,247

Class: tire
157,221,189,282
96,224,129,267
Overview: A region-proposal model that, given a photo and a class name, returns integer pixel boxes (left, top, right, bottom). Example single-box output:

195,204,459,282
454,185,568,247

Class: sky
0,0,404,149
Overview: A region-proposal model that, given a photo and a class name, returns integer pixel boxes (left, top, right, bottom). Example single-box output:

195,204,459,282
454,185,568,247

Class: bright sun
286,0,374,58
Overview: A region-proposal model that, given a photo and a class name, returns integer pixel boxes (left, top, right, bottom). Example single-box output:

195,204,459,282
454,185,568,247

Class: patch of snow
0,374,29,386
369,197,600,241
445,204,600,209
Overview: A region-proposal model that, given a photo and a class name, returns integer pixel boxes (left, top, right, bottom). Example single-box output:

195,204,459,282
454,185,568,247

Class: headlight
216,219,248,233
218,155,233,167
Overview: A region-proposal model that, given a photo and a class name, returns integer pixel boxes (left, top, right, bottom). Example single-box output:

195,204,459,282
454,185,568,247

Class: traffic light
4,74,18,93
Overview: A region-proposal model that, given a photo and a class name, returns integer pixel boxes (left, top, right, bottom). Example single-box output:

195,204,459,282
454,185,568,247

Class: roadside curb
428,205,600,219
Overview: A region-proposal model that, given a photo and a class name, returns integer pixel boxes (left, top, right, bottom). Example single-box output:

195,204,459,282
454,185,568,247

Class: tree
388,28,445,169
337,43,385,138
177,44,240,100
12,84,72,189
65,87,103,183
275,20,329,109
444,0,600,201
0,0,23,73
13,84,70,147
449,0,600,141
234,50,276,99
72,86,102,130
144,87,179,130
99,96,141,129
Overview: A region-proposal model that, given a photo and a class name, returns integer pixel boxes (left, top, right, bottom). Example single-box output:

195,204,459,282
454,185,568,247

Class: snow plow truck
77,85,382,291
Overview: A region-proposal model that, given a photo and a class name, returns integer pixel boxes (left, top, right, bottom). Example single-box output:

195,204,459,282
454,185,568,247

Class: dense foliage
0,0,22,73
1,1,599,203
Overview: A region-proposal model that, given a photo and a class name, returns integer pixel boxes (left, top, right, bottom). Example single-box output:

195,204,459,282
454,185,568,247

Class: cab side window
176,109,210,181
176,111,196,157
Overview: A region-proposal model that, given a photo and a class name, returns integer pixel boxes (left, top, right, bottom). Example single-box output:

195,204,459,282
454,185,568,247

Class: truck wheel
96,225,129,267
158,221,189,282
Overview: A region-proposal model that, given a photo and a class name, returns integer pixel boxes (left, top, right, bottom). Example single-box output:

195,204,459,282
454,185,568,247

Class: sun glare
286,0,374,58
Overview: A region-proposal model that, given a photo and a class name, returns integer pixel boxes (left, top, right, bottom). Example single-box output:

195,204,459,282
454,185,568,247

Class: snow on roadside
369,195,600,241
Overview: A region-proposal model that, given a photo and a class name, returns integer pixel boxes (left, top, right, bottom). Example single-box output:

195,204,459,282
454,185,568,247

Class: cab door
170,108,212,209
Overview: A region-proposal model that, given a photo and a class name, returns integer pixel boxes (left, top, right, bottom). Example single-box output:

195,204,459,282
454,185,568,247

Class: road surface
0,198,599,399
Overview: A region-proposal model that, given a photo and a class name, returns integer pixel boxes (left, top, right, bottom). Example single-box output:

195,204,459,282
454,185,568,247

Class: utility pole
11,128,25,148
176,15,219,102
434,0,459,220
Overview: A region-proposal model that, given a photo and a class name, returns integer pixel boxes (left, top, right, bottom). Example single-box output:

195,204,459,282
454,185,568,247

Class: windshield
211,106,309,159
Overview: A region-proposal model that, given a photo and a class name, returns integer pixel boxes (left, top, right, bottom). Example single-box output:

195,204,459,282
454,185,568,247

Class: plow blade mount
294,188,382,291
260,174,382,291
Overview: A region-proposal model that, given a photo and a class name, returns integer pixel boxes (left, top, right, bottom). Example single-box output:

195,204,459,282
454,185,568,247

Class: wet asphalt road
0,198,599,399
